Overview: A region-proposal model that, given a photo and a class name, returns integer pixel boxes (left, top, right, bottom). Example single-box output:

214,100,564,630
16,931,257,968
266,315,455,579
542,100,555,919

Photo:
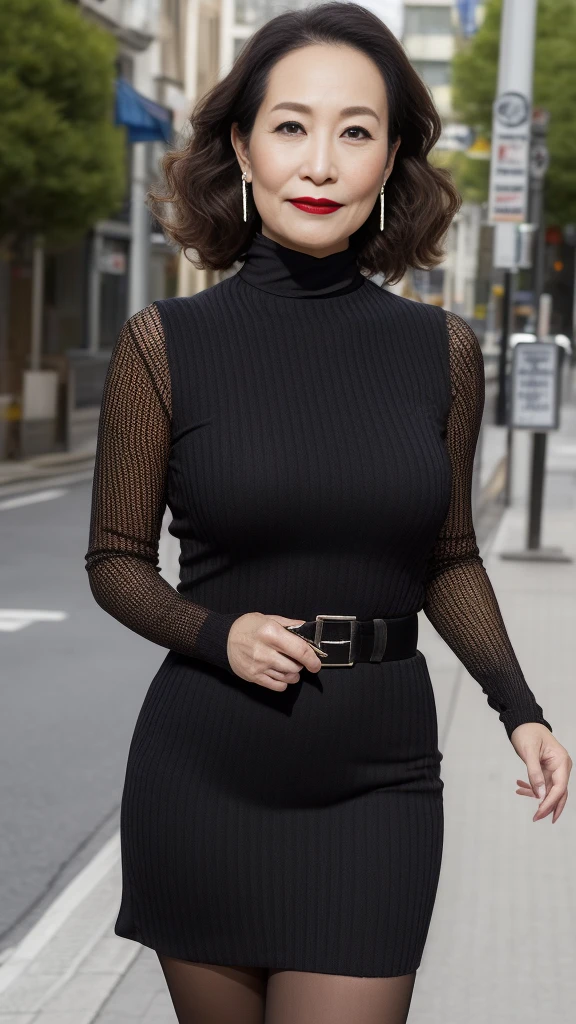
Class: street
0,476,169,951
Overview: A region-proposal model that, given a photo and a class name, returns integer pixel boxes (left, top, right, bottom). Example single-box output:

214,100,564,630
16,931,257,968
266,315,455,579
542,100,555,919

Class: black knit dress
85,232,552,978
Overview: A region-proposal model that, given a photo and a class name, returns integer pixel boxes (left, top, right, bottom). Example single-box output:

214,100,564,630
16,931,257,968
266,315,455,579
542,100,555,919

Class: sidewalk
0,394,574,1022
0,446,96,491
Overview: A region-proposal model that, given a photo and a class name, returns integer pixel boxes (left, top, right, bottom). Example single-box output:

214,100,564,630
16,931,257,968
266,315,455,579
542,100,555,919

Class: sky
362,0,404,38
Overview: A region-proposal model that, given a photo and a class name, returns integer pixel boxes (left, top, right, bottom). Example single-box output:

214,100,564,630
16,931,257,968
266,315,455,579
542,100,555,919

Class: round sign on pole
530,143,549,181
495,91,530,128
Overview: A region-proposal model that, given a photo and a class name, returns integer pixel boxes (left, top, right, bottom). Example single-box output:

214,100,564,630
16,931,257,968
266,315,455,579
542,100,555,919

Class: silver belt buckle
314,615,357,667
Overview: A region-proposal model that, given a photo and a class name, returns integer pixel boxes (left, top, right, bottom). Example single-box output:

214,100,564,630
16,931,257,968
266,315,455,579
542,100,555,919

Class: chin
280,217,349,251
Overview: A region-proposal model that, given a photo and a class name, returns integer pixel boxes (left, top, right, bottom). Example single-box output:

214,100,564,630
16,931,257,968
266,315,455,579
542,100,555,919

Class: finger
267,615,307,627
258,673,289,692
267,649,310,675
533,783,566,820
266,667,301,685
523,750,547,800
516,779,534,790
516,788,538,797
271,626,323,673
552,791,568,823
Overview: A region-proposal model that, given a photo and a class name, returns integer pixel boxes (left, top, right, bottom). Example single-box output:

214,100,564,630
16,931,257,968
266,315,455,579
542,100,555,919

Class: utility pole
488,0,538,429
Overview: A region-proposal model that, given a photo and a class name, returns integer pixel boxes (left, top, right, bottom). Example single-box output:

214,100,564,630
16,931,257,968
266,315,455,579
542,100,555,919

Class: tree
0,0,127,251
450,0,576,225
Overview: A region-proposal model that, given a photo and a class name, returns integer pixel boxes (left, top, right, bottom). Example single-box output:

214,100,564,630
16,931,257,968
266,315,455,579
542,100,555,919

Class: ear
386,136,402,178
230,122,251,181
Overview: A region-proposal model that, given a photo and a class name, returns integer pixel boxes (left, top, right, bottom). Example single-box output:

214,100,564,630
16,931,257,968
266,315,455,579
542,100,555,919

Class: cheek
343,153,385,202
250,139,293,194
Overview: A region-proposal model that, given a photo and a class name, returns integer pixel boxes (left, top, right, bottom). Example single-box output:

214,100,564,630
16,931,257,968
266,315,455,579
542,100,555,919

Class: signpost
501,301,572,563
510,342,560,432
488,0,538,430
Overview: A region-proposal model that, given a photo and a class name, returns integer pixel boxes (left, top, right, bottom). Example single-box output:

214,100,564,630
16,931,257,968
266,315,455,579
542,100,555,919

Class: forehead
262,43,388,114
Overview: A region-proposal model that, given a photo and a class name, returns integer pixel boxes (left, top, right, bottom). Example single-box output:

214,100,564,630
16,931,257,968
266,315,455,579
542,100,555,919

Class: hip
125,649,443,808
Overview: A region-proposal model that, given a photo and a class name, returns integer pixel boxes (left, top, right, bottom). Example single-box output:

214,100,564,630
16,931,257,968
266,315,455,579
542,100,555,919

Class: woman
85,3,571,1021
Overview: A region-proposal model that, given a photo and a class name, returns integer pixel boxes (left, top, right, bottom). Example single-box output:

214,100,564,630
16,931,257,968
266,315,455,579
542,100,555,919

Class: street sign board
510,342,561,429
488,91,531,223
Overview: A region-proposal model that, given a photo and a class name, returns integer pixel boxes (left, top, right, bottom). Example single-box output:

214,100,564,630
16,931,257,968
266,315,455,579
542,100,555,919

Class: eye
274,121,305,135
342,125,373,140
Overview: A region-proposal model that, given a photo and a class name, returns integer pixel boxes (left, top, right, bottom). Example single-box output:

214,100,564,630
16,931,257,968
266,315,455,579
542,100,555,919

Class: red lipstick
288,197,343,215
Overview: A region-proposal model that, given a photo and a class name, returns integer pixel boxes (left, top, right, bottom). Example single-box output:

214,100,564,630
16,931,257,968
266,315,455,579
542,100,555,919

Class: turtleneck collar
237,231,366,298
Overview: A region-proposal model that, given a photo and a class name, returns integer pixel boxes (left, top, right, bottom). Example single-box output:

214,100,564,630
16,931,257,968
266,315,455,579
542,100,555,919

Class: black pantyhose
157,954,417,1024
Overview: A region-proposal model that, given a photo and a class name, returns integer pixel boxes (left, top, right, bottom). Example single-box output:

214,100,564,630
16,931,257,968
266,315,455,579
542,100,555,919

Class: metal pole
496,269,515,425
495,0,537,97
30,234,45,373
526,431,547,548
531,180,546,306
128,142,150,317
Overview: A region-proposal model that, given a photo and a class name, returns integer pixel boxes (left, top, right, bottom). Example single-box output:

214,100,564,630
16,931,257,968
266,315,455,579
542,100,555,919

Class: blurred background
0,2,574,1022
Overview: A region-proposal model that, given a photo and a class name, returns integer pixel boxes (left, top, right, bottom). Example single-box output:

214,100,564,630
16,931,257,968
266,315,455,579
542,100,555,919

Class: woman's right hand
226,612,323,690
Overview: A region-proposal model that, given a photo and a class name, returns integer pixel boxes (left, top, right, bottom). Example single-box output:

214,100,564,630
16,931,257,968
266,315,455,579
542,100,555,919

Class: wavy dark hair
148,1,460,283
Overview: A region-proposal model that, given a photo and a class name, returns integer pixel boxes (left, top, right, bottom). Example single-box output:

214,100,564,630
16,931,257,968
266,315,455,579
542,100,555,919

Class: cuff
502,709,553,742
192,610,242,673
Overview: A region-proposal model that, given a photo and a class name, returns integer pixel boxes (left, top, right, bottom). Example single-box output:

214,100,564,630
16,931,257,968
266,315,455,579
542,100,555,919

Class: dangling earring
242,171,248,223
379,181,386,232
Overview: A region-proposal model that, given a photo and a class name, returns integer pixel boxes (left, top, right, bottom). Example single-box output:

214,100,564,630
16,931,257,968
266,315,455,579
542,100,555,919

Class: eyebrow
269,101,380,123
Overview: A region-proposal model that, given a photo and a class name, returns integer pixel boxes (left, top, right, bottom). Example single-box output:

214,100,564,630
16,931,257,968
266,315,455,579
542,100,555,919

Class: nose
298,130,338,186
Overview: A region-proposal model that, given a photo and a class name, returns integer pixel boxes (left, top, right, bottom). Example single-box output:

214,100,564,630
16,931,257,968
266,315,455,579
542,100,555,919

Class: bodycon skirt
114,648,444,978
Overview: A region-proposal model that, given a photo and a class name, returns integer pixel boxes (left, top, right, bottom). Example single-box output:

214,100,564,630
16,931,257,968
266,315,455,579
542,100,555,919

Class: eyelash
274,121,373,140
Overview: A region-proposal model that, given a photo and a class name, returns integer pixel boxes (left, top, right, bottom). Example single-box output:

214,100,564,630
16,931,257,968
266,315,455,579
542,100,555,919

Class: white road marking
0,610,68,632
0,488,67,511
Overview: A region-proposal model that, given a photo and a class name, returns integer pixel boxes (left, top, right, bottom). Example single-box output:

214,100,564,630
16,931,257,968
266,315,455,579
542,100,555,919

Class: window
412,61,451,87
404,6,453,35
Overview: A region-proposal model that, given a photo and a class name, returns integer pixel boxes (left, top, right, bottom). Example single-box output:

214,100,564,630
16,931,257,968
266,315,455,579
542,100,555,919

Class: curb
0,452,96,490
0,833,143,1023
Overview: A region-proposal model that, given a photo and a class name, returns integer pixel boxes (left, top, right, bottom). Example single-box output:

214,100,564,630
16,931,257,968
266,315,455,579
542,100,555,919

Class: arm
84,303,239,671
422,310,553,742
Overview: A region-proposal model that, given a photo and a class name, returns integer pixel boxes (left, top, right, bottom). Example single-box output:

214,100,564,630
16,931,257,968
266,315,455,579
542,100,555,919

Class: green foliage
0,0,127,247
451,0,576,224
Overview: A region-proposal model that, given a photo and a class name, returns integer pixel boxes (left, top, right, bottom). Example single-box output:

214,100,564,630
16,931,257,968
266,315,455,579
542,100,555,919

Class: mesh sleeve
84,303,240,672
422,310,552,741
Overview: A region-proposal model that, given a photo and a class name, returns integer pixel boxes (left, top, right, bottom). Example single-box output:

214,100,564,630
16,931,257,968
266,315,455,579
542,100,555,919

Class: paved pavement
0,372,574,1022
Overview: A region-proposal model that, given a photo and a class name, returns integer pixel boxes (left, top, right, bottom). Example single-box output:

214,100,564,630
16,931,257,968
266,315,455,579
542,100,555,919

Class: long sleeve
422,311,553,741
84,303,240,672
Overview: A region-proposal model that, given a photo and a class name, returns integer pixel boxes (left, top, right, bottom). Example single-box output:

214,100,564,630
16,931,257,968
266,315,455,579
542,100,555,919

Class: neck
237,231,366,299
260,227,350,260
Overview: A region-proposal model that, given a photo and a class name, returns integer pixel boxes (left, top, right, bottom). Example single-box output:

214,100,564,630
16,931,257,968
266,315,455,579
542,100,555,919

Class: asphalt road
0,473,173,955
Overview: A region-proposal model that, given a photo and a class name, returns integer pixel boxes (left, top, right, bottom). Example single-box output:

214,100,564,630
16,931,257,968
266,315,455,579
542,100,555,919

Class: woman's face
231,43,400,257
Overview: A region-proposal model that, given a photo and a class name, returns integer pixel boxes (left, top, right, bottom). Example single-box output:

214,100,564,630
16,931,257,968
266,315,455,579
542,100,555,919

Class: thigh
264,968,417,1024
157,953,267,1024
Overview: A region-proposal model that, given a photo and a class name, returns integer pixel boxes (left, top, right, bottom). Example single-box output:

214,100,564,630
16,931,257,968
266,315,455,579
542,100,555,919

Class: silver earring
242,171,248,222
379,182,386,232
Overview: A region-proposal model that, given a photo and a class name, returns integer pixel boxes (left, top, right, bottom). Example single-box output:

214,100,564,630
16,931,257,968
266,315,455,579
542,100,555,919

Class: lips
288,197,343,215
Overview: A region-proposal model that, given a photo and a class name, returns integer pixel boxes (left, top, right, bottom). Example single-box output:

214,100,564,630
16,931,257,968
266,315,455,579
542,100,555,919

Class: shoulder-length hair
148,1,460,283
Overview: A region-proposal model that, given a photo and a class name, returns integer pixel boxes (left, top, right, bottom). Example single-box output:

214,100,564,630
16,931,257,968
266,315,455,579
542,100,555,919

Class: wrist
509,720,553,744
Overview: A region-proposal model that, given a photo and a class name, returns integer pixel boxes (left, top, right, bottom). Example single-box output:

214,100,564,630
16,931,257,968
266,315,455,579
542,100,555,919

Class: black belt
285,613,418,667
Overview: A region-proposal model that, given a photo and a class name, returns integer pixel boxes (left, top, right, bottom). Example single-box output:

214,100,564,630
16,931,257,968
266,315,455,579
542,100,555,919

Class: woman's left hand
510,724,572,823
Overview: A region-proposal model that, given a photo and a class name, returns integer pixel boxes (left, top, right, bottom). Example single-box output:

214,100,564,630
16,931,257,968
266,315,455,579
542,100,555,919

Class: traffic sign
488,90,531,223
530,142,549,181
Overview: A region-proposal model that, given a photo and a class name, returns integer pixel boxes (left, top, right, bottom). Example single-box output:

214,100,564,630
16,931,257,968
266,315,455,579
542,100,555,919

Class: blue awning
115,78,173,143
456,0,479,37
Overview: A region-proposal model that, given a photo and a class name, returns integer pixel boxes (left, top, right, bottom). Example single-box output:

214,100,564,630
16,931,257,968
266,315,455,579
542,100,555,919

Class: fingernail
537,784,545,799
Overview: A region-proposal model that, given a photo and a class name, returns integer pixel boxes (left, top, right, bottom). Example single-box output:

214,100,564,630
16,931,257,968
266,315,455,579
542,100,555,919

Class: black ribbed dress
85,231,552,978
